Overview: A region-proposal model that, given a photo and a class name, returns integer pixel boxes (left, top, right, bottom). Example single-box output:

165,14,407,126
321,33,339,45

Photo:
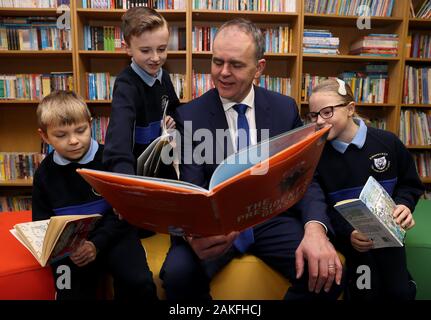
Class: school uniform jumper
316,119,425,300
103,62,180,175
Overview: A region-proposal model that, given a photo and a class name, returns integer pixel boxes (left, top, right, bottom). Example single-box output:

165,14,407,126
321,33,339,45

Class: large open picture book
78,124,329,236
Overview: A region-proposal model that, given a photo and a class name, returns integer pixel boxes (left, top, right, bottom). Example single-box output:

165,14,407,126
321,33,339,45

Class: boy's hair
121,7,168,45
37,90,91,132
216,18,265,61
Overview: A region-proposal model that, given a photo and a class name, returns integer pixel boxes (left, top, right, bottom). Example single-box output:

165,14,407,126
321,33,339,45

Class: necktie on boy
232,103,254,253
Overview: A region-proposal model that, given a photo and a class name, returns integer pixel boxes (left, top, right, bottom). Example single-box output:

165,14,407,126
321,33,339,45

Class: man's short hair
216,18,265,61
121,7,168,45
37,90,91,132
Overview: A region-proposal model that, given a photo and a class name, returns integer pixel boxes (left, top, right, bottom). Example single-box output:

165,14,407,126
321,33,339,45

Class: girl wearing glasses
308,78,424,300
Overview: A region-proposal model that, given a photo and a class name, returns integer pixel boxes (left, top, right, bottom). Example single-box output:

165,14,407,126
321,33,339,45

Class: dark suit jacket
174,86,332,230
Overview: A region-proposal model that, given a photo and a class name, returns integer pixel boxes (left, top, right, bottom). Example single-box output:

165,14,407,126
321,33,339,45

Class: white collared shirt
220,85,257,152
53,138,99,166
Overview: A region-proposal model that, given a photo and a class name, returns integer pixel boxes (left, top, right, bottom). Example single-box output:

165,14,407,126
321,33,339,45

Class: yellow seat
142,233,291,300
142,233,345,300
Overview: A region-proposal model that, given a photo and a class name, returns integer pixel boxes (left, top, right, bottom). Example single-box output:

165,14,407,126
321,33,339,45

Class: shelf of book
0,179,33,187
191,10,298,23
405,58,431,63
409,18,431,29
422,177,431,183
407,145,431,149
401,104,431,108
0,100,40,105
303,13,404,27
302,54,400,62
0,50,73,58
76,8,186,20
0,7,61,16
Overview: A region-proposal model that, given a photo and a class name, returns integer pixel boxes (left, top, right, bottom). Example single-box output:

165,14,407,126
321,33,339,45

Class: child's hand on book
165,116,176,130
393,204,415,230
70,240,97,267
113,208,123,220
351,230,373,252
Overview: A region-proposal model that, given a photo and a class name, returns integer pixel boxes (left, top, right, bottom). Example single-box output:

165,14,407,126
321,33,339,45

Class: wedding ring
328,264,336,269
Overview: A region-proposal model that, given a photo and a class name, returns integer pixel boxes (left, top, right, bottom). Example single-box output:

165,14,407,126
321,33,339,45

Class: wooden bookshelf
422,177,431,184
0,50,73,58
407,145,431,149
302,54,400,62
76,8,186,20
401,0,431,187
0,7,60,16
192,10,298,23
304,13,403,27
1,0,430,208
0,100,40,105
0,179,33,187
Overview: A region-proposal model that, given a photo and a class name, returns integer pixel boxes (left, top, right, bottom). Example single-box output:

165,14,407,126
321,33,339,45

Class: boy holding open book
32,90,157,301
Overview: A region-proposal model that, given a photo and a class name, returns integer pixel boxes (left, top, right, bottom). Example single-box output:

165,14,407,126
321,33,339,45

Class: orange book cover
78,124,329,236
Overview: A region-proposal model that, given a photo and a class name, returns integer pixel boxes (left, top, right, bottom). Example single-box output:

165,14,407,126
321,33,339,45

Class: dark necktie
232,103,254,253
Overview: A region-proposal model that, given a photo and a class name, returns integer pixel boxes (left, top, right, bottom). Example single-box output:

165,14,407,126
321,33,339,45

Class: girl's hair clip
336,78,347,96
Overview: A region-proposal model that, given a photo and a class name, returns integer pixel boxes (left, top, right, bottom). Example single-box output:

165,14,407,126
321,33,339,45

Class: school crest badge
370,153,390,173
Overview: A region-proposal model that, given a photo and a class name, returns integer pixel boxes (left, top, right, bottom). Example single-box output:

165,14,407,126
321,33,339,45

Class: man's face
126,25,169,76
211,27,265,102
39,120,92,161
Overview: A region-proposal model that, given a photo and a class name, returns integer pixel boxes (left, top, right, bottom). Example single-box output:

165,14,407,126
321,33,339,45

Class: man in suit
160,18,343,300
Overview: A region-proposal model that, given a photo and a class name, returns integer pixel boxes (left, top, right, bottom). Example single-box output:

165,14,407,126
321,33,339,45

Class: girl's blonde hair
311,78,355,104
37,90,91,132
311,78,368,121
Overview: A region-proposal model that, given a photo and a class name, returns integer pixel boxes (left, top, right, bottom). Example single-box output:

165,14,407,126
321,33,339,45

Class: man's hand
393,204,415,230
295,222,342,294
351,230,373,252
70,241,97,267
186,231,239,260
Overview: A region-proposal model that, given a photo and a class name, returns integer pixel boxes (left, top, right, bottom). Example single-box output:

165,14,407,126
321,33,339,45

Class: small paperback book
334,176,406,248
10,214,101,267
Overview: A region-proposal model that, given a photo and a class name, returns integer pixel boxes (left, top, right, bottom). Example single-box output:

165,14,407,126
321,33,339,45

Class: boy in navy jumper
32,90,157,300
103,7,179,175
308,79,425,300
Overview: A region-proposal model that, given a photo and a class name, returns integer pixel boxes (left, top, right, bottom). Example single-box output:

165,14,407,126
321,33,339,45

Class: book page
14,219,50,261
359,176,406,244
209,123,317,190
136,97,177,177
